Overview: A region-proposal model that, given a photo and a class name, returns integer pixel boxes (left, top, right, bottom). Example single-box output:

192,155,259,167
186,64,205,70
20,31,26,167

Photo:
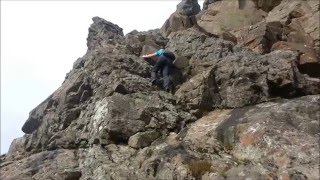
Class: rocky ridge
1,0,319,179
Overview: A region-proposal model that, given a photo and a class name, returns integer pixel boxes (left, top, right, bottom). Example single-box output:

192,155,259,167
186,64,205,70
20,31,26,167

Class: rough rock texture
198,0,266,37
202,0,221,10
166,29,319,116
233,20,283,54
160,0,201,37
198,0,320,66
251,0,282,12
1,2,319,179
174,40,320,116
161,0,319,63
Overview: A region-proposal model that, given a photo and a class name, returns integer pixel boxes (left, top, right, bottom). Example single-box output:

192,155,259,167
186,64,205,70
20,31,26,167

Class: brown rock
299,5,320,49
198,0,265,36
128,130,161,148
289,5,305,18
271,41,319,77
299,52,319,65
160,12,195,37
299,52,320,77
266,0,310,24
271,41,309,52
220,31,237,44
175,67,218,116
235,20,282,54
251,0,282,12
160,0,201,37
269,0,319,55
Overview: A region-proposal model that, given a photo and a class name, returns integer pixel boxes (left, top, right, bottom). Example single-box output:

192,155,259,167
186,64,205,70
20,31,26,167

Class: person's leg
151,57,166,84
162,59,173,91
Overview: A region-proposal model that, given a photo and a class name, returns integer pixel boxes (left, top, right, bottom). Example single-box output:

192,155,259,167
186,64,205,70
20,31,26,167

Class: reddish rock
299,52,319,65
267,0,319,53
271,41,308,52
271,41,319,77
234,20,282,54
266,0,311,24
299,52,320,77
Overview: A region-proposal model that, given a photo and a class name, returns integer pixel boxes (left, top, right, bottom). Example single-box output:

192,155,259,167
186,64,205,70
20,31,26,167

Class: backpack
163,50,176,61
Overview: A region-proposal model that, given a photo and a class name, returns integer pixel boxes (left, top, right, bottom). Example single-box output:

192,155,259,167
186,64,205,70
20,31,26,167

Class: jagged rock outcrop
198,0,266,37
1,1,319,179
160,0,201,37
198,0,319,60
168,29,319,117
160,0,319,72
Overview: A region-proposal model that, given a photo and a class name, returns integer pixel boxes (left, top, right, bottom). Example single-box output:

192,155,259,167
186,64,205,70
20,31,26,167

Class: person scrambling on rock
142,49,176,92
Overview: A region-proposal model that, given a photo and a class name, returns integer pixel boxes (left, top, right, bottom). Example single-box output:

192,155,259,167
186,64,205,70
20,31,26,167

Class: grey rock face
88,92,195,144
177,0,201,16
87,16,124,50
166,29,319,116
176,49,320,115
128,130,161,148
2,95,319,179
1,14,319,180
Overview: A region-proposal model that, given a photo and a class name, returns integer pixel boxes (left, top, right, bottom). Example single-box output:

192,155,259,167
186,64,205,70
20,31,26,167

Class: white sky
1,1,204,154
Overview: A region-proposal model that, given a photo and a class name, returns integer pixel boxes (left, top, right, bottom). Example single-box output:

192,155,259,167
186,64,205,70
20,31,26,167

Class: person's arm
141,52,157,58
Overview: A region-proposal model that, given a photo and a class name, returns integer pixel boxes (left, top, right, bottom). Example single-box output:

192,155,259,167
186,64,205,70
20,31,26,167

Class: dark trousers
151,55,173,90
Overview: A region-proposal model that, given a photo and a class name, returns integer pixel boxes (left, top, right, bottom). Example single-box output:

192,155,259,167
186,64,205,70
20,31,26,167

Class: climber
141,49,176,92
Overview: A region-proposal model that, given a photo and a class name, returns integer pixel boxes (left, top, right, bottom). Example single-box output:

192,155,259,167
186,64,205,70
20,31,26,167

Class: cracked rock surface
1,2,319,179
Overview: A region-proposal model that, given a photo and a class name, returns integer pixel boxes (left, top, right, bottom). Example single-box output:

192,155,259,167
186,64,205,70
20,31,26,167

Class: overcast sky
1,1,204,154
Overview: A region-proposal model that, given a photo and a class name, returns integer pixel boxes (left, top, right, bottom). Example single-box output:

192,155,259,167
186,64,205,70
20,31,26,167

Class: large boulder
266,0,319,55
184,95,320,179
222,95,320,179
177,0,201,16
266,0,311,24
233,20,283,54
267,0,319,44
88,92,195,144
271,41,320,77
160,0,201,37
161,12,196,38
197,0,266,36
175,49,320,116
